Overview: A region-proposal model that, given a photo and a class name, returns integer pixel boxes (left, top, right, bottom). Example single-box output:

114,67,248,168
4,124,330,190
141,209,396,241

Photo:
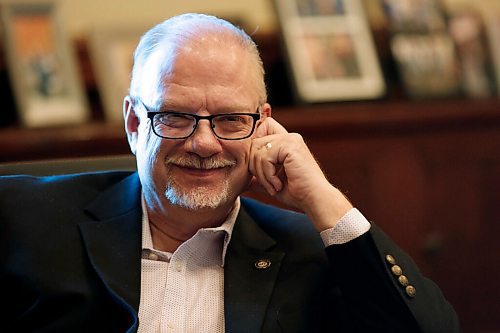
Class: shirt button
175,262,182,272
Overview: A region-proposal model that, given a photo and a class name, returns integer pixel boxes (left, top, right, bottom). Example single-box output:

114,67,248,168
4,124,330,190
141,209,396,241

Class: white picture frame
1,1,89,127
273,0,385,103
88,26,144,123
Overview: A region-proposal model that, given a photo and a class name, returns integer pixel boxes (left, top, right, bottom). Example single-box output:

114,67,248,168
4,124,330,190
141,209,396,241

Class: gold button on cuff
385,254,396,265
406,285,416,298
391,265,403,276
254,259,272,270
398,275,409,286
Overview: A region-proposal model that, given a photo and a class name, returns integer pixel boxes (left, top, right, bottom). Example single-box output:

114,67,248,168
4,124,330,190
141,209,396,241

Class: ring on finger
264,142,272,150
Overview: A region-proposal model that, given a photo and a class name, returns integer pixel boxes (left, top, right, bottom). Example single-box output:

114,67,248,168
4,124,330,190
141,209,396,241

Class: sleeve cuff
320,208,371,246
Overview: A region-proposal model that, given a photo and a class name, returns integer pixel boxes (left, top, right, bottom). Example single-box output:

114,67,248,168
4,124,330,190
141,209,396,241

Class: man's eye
217,115,246,123
159,114,193,127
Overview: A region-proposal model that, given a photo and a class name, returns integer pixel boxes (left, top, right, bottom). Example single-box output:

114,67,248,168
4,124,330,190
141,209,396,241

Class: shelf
0,122,128,162
274,98,500,136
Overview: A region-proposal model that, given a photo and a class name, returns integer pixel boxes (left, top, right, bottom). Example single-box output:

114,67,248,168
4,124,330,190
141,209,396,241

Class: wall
2,0,500,39
0,0,276,38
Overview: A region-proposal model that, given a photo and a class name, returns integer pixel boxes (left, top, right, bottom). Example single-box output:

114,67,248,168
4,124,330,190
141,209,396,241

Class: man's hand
249,117,353,231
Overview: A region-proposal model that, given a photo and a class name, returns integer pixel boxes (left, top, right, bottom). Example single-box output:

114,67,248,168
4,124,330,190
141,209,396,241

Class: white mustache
166,155,236,170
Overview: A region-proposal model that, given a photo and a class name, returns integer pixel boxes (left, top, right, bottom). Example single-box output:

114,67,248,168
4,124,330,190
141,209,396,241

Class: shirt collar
141,194,240,267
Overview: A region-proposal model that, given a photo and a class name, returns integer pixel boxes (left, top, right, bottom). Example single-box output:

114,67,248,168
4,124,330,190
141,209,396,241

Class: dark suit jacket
0,172,460,332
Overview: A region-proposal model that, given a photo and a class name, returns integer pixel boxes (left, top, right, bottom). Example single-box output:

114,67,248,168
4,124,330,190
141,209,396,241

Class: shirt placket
161,250,187,333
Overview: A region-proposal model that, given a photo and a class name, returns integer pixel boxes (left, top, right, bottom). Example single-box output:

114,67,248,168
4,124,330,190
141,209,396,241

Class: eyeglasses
137,99,261,140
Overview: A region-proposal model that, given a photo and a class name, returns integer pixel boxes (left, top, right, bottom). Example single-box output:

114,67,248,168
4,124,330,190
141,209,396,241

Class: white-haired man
0,13,459,332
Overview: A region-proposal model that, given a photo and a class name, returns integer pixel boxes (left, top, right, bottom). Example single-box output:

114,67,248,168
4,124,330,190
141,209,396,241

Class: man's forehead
156,83,255,113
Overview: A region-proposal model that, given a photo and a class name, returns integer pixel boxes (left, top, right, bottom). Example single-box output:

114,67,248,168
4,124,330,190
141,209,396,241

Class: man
0,13,459,332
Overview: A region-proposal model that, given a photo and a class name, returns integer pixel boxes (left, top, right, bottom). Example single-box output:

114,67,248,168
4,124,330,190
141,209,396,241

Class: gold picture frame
1,1,89,127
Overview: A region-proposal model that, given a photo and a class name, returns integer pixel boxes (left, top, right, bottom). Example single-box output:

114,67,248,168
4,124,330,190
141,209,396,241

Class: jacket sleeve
325,224,461,333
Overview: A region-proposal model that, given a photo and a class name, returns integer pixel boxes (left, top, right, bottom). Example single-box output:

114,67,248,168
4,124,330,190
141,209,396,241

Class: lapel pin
254,258,272,270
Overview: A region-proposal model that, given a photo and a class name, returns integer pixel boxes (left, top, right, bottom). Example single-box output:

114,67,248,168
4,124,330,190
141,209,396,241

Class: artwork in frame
273,0,385,103
0,1,89,127
390,33,461,99
381,0,447,33
447,7,496,98
482,11,500,96
88,27,144,123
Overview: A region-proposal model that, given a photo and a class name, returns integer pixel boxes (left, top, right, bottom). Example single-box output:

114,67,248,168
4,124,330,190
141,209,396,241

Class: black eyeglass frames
137,99,261,140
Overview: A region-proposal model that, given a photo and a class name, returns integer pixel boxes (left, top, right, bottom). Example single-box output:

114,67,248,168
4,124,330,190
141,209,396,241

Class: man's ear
260,102,272,119
123,95,140,155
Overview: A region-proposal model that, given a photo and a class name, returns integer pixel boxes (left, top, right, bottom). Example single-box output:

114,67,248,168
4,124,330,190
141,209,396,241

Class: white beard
163,155,236,210
165,178,231,210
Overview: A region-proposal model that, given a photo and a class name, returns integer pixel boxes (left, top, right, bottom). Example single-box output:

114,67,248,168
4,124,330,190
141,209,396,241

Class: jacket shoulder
0,171,135,206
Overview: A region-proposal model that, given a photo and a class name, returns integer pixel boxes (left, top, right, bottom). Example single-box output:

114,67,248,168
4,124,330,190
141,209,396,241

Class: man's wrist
303,184,353,232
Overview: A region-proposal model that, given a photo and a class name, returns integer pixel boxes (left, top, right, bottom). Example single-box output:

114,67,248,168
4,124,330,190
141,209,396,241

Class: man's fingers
249,118,290,196
249,138,286,195
251,154,278,195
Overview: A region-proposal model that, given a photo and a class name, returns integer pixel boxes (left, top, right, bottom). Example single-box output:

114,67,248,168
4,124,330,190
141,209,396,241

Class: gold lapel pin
254,258,272,269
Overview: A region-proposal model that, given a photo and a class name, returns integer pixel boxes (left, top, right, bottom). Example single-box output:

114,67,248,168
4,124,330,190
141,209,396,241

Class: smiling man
0,13,460,333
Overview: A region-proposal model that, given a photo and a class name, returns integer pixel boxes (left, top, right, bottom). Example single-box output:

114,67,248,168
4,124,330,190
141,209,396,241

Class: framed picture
484,12,500,96
382,0,447,33
390,33,461,98
273,0,385,103
88,26,143,123
0,1,89,127
448,7,495,98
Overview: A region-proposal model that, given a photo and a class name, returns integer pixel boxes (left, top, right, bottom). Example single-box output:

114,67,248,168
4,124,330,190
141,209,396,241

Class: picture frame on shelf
88,26,144,123
484,12,500,96
0,1,89,127
390,33,461,98
381,0,447,33
447,7,495,98
273,0,385,103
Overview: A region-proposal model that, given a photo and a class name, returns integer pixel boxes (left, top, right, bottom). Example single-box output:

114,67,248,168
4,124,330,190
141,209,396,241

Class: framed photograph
390,33,461,98
484,12,500,96
88,26,143,123
0,1,89,127
273,0,386,103
382,0,447,33
448,7,495,98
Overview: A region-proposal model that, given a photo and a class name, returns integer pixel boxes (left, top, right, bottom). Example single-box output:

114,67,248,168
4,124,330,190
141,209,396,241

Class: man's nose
185,119,223,157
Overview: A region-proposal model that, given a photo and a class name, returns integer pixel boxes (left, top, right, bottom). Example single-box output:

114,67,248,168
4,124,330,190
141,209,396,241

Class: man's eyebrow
155,102,254,113
214,106,252,113
155,101,185,111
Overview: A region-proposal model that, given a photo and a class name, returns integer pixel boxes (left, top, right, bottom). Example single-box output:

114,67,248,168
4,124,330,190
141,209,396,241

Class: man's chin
164,184,232,211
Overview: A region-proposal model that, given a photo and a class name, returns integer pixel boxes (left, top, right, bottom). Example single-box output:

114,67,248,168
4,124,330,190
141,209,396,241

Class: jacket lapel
224,202,285,333
78,173,142,331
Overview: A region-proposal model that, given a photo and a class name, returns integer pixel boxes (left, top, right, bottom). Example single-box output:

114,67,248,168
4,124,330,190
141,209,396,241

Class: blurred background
0,0,499,331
